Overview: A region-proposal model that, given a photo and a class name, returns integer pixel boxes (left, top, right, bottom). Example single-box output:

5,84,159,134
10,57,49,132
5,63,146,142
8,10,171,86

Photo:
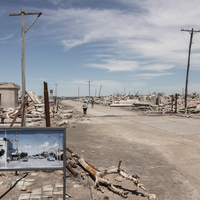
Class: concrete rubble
0,90,73,127
81,92,200,115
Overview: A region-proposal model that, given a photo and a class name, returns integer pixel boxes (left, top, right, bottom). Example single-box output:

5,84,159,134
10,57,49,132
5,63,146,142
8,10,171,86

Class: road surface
0,158,63,169
62,100,200,200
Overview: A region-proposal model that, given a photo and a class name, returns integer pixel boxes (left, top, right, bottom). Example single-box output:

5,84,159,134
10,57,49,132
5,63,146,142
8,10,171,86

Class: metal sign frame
0,127,66,200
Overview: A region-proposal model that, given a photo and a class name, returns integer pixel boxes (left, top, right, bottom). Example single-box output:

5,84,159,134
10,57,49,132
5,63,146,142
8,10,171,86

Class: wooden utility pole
181,28,200,114
9,8,42,126
99,85,102,97
55,84,58,97
171,95,174,112
175,93,178,113
86,80,93,99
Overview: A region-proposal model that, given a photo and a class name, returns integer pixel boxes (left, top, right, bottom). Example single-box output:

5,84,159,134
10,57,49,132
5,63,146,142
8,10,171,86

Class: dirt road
63,100,200,200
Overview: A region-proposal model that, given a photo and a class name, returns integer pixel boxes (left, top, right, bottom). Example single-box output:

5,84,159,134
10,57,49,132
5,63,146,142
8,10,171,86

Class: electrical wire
181,31,189,47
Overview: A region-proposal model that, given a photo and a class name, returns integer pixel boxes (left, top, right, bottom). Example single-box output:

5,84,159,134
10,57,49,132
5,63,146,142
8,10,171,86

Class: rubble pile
0,90,73,127
81,93,200,115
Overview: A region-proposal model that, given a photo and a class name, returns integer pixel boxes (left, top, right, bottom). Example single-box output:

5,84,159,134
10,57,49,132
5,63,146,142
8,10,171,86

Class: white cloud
142,64,174,72
39,1,200,74
25,145,32,149
6,0,199,97
52,143,58,148
134,73,174,77
87,59,139,72
39,142,49,148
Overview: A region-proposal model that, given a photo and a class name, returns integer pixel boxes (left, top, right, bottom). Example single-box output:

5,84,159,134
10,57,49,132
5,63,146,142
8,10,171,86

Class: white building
0,138,14,163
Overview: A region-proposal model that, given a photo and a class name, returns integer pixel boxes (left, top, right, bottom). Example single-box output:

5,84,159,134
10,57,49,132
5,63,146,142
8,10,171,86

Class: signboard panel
0,127,66,171
0,127,66,200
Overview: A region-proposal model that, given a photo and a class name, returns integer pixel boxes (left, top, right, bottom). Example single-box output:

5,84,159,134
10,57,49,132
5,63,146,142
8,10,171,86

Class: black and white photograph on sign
0,129,64,169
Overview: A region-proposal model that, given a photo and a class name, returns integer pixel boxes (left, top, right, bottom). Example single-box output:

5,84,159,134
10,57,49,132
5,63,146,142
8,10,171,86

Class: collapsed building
81,92,200,115
0,85,72,127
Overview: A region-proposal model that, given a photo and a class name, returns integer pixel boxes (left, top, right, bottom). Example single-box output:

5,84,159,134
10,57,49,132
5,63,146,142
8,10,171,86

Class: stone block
60,114,72,119
56,120,69,127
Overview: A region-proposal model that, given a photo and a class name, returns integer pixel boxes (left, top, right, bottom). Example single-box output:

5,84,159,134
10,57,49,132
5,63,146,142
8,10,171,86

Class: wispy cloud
52,143,58,148
87,60,174,72
86,59,139,72
25,144,32,149
3,0,200,96
134,73,174,77
0,34,15,41
39,142,49,148
39,1,200,74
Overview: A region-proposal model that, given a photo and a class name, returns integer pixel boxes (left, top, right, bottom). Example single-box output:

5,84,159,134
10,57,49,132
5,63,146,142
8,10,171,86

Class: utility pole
54,84,58,114
78,86,79,99
55,84,58,97
9,8,42,126
99,85,102,97
16,132,18,154
86,81,93,99
181,28,200,114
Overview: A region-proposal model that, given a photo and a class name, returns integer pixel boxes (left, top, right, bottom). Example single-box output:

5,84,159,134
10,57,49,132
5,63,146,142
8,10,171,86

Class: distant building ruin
0,137,14,163
50,89,53,98
0,82,20,108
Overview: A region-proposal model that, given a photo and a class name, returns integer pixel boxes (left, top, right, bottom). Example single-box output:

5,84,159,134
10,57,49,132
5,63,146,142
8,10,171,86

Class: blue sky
0,130,63,156
1,0,200,96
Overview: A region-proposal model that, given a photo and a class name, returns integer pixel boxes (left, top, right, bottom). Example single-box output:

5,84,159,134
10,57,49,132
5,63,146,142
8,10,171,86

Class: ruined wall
0,82,20,109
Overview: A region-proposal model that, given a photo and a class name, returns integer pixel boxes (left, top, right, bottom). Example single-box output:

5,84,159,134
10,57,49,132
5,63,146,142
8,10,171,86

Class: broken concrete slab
30,118,43,122
60,110,73,113
26,90,41,104
56,120,69,127
59,114,72,119
0,123,21,127
110,104,133,107
3,118,31,123
26,122,40,127
26,114,41,118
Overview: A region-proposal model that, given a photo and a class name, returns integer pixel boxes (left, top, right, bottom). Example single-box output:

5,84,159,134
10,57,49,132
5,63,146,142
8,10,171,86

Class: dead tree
66,147,156,199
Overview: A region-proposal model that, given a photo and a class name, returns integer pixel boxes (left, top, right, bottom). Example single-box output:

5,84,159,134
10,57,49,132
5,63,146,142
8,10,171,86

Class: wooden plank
10,96,28,127
24,12,42,15
9,13,21,16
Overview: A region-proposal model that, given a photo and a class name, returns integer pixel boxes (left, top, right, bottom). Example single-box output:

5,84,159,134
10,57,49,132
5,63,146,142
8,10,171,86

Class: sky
1,0,200,96
0,130,63,156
